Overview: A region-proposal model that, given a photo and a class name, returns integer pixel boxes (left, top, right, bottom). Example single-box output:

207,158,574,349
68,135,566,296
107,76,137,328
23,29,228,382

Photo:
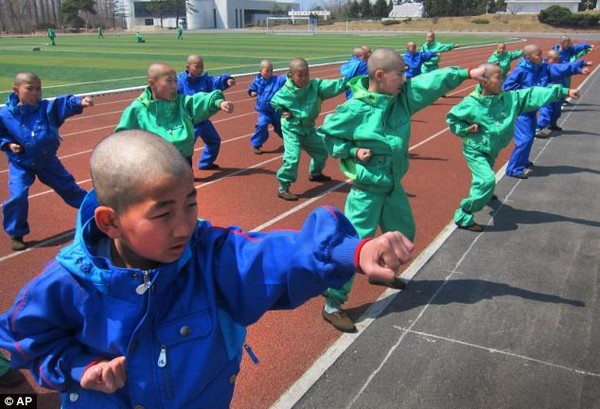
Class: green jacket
270,77,347,129
420,40,455,72
447,84,568,157
115,87,224,157
487,49,523,78
318,67,470,193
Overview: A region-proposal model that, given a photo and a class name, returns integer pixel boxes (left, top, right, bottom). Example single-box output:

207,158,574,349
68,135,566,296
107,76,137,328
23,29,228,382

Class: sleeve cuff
353,238,374,274
70,354,105,382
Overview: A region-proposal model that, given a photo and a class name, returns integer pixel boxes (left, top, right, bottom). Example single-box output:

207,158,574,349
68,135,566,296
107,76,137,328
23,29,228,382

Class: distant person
135,31,145,43
177,55,236,170
419,31,458,74
447,63,579,232
487,43,522,79
402,41,438,79
270,57,348,201
176,24,183,40
0,72,92,251
552,35,593,63
97,24,104,39
340,46,369,99
47,27,56,46
247,60,286,154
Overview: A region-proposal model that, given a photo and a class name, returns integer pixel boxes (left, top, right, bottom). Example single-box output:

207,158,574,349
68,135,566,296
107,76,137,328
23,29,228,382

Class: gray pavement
287,67,600,408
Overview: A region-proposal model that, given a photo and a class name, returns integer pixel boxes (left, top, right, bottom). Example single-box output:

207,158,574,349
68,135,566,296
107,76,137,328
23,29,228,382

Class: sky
299,0,326,10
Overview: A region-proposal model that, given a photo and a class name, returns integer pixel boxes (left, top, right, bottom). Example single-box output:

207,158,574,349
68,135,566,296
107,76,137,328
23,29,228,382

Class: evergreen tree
373,0,389,18
348,0,361,18
359,0,373,18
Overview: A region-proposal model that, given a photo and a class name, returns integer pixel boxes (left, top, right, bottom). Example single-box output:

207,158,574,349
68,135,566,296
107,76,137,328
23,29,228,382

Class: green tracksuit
270,77,347,191
447,84,569,228
0,351,9,377
488,49,523,79
319,67,471,308
115,87,224,158
420,40,455,74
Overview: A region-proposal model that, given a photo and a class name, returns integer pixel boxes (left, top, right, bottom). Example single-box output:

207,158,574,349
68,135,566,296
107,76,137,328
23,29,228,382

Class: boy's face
112,174,197,269
187,59,204,77
426,33,435,44
560,39,571,50
150,70,178,101
13,79,42,105
291,67,310,88
407,44,416,53
260,65,273,80
481,69,503,95
497,44,506,54
526,48,543,65
379,60,406,96
547,53,559,64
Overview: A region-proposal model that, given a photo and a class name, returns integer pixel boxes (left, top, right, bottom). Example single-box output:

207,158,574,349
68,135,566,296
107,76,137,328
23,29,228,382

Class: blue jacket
247,73,287,112
503,58,581,91
0,191,359,409
546,59,585,87
402,51,437,78
177,71,233,96
552,42,591,63
340,56,368,98
0,93,83,169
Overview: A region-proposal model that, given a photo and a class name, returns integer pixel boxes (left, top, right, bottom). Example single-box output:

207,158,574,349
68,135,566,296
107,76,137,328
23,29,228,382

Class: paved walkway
274,63,600,409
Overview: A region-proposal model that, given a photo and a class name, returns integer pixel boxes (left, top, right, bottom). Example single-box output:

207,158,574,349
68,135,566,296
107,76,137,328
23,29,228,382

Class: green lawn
0,31,518,99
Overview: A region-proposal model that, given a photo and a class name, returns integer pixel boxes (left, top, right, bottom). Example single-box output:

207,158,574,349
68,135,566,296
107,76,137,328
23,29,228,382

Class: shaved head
148,62,175,80
91,130,192,213
289,57,308,72
259,59,273,69
368,48,404,79
523,44,541,57
479,63,501,80
353,47,365,58
186,54,203,65
14,72,40,86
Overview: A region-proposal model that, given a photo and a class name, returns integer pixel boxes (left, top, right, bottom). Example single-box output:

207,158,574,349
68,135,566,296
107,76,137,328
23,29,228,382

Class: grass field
0,31,518,99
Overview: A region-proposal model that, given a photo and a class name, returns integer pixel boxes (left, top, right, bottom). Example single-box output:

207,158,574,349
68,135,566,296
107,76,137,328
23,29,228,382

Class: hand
81,96,94,107
282,111,292,119
568,88,580,99
358,232,414,283
249,91,257,98
220,100,234,113
454,43,460,48
356,148,372,163
585,61,593,66
468,124,480,134
581,68,590,75
8,143,23,154
468,66,486,81
227,78,236,87
80,356,127,393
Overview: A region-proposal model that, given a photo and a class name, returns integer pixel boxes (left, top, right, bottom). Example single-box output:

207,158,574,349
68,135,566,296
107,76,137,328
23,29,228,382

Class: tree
60,0,97,29
373,0,389,18
348,0,360,18
359,0,372,18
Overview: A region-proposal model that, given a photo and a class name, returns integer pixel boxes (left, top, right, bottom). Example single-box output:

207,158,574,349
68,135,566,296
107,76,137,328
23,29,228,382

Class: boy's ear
95,206,122,239
373,69,385,81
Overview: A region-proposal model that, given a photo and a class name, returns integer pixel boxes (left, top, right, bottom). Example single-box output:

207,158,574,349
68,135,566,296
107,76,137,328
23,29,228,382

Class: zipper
136,270,151,295
158,344,173,398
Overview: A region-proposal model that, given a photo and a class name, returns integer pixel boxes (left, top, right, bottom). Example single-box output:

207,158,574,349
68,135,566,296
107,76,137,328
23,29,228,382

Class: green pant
0,351,10,377
454,147,496,227
323,184,416,308
277,125,327,191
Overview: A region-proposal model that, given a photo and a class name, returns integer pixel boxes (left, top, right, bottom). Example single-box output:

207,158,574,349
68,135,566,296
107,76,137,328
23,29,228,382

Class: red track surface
0,38,596,408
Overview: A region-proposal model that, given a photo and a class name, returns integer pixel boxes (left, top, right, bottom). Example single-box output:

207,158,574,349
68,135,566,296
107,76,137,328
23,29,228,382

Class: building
505,0,581,14
389,1,424,18
123,0,299,30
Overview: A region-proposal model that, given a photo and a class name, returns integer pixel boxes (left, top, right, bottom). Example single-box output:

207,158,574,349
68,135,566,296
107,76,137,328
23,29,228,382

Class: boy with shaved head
115,62,234,166
0,72,93,251
487,43,523,79
177,55,236,170
402,41,438,78
419,31,458,74
248,60,287,154
270,57,348,200
0,129,414,408
340,46,369,99
447,63,579,232
317,48,485,332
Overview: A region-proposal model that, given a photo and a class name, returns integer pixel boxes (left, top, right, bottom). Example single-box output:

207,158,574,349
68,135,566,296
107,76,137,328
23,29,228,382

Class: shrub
471,18,490,24
538,5,572,25
565,13,600,27
381,19,400,25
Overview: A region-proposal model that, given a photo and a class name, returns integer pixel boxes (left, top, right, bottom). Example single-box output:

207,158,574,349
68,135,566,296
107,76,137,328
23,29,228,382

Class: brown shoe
10,237,26,251
368,276,406,290
0,369,25,387
277,190,298,201
253,147,263,155
322,309,356,333
456,223,484,232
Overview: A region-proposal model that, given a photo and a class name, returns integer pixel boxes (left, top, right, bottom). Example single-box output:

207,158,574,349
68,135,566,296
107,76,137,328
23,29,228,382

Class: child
97,25,104,39
0,130,414,408
402,41,438,79
419,31,458,74
115,62,234,165
270,58,347,201
135,31,145,43
502,44,587,179
340,46,369,99
247,60,286,154
447,64,579,232
317,48,485,332
0,72,92,251
487,43,523,79
552,35,593,64
536,49,590,137
176,24,183,40
47,27,56,46
177,55,236,170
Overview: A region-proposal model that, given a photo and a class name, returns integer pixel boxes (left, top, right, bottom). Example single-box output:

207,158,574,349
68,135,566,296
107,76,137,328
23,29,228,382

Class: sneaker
549,125,563,131
368,276,406,290
277,190,298,201
199,163,220,170
490,194,498,201
512,173,528,180
535,128,551,139
253,147,263,155
526,161,534,169
322,309,356,333
10,237,26,251
308,173,331,182
456,223,484,232
0,369,25,387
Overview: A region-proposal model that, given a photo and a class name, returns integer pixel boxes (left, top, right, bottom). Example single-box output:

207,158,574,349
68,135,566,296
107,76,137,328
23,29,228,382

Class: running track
0,38,597,408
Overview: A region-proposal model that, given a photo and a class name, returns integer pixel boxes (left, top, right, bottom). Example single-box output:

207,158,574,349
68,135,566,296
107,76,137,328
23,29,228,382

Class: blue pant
3,157,87,237
537,100,562,129
250,110,282,149
507,112,536,177
194,120,221,169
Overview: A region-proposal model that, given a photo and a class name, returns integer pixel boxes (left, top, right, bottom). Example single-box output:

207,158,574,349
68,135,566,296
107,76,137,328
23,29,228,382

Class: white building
505,0,581,14
123,0,299,30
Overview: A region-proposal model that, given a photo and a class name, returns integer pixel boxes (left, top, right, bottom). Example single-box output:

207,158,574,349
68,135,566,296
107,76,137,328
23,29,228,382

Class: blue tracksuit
0,93,87,238
402,51,437,79
553,42,591,63
502,58,580,176
177,71,233,169
340,56,368,99
247,73,286,149
537,59,585,129
0,190,359,408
